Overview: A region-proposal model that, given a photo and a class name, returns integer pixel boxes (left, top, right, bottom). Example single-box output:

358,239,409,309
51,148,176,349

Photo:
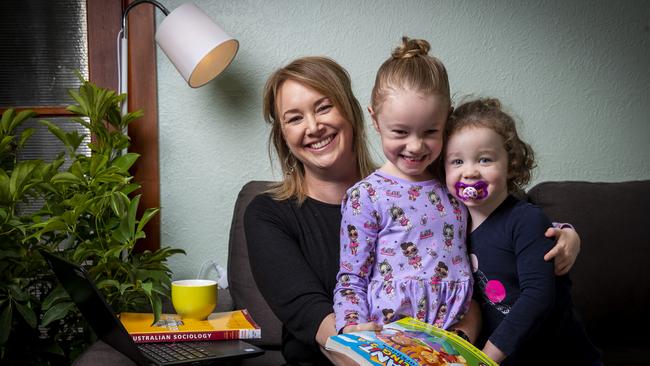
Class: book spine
131,329,262,344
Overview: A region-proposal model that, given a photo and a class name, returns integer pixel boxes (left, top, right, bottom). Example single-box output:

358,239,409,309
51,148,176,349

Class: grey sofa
75,180,650,365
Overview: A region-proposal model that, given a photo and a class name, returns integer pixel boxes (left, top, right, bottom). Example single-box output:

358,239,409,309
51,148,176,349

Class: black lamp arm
122,0,170,31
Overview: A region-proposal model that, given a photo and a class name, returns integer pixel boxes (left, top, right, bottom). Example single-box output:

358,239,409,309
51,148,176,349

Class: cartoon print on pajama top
333,172,474,332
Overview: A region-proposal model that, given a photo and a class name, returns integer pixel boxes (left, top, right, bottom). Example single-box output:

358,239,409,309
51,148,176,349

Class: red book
119,309,261,343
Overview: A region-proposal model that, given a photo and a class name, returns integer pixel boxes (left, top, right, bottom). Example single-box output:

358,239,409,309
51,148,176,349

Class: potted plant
0,79,184,364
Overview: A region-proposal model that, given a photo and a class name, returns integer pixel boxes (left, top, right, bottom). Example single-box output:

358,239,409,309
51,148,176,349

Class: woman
244,56,580,365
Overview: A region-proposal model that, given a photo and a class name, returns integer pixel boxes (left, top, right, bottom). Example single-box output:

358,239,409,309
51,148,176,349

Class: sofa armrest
527,180,650,350
216,288,234,312
227,181,283,348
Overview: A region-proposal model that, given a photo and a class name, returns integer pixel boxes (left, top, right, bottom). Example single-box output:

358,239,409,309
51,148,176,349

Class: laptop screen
40,250,150,365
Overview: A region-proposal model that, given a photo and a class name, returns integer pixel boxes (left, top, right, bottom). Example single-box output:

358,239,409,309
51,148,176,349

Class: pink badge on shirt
485,280,506,303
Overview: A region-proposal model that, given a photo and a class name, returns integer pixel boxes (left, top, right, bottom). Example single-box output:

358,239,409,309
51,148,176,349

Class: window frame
0,0,161,251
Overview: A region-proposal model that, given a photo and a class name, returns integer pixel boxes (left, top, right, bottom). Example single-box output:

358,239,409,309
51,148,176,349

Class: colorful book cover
326,317,497,366
119,309,261,343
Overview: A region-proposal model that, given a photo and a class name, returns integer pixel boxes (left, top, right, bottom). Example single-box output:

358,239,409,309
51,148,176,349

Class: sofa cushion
527,180,650,349
227,181,282,348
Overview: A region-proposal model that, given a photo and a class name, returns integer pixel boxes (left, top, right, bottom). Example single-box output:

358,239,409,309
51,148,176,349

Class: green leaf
137,207,159,234
1,108,16,132
33,218,68,233
18,127,35,148
141,281,153,297
105,246,125,259
92,165,128,184
40,120,67,145
64,130,85,152
14,301,36,328
10,110,38,132
111,223,130,244
41,301,76,327
89,154,109,177
9,160,38,199
0,171,10,203
42,286,70,310
111,153,140,172
0,135,13,153
127,195,140,237
121,183,141,195
0,303,12,344
42,341,65,356
96,279,120,291
8,284,29,302
149,295,162,326
51,171,84,185
69,160,85,180
110,191,127,216
119,283,133,295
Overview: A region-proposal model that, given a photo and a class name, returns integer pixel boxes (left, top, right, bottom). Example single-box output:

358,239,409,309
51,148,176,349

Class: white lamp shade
155,3,239,88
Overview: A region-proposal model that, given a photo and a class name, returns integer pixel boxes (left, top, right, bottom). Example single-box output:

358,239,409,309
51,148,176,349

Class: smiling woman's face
277,79,356,179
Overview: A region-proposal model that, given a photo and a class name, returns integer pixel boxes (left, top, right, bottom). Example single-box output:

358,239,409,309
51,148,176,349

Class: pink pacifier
454,181,488,201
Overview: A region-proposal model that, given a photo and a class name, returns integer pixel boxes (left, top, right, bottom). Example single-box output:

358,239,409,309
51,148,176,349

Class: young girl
333,38,476,337
444,98,601,365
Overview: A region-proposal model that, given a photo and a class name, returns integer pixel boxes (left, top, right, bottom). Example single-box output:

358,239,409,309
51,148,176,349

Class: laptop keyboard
138,342,215,364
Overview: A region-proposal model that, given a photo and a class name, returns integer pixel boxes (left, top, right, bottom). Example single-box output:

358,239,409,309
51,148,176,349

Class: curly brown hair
446,98,536,193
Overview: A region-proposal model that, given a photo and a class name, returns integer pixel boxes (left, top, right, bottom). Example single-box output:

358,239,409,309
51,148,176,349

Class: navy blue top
470,195,600,365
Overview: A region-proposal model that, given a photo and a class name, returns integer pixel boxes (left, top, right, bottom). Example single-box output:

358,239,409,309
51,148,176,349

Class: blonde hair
262,56,376,204
371,37,451,178
447,98,536,193
370,37,451,114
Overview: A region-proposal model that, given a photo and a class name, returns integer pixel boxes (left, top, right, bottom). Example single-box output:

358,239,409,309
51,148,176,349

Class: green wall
156,0,650,280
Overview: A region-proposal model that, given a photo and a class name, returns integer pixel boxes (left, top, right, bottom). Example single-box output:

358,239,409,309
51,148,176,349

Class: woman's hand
317,313,361,366
482,340,505,364
543,226,581,275
320,345,359,366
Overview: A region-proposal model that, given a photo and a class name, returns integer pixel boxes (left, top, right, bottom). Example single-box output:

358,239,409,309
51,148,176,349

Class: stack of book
119,310,261,344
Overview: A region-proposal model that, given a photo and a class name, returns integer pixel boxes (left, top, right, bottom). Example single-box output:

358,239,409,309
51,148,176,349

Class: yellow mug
171,279,217,320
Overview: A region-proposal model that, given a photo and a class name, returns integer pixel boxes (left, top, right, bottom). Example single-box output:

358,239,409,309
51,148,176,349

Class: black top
244,193,340,365
471,195,600,365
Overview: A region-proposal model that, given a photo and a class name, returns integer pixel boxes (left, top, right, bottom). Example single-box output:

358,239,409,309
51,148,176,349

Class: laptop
40,250,264,365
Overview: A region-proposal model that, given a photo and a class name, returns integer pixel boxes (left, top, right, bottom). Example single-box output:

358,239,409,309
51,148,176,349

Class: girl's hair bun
482,98,502,110
391,36,430,59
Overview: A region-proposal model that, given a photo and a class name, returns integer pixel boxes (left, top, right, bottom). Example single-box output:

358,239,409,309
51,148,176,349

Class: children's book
326,317,496,366
119,309,261,343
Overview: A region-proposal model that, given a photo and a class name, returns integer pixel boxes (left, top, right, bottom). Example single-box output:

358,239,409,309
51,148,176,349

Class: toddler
444,98,601,365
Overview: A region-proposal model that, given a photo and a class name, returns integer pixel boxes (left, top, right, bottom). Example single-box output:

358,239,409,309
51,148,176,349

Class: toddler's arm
450,299,481,343
485,208,557,359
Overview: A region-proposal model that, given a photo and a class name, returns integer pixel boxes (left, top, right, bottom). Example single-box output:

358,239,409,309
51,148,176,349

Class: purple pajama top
333,171,473,332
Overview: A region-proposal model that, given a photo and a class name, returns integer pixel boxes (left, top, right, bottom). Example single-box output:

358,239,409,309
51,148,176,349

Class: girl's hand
543,226,581,275
342,322,383,333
